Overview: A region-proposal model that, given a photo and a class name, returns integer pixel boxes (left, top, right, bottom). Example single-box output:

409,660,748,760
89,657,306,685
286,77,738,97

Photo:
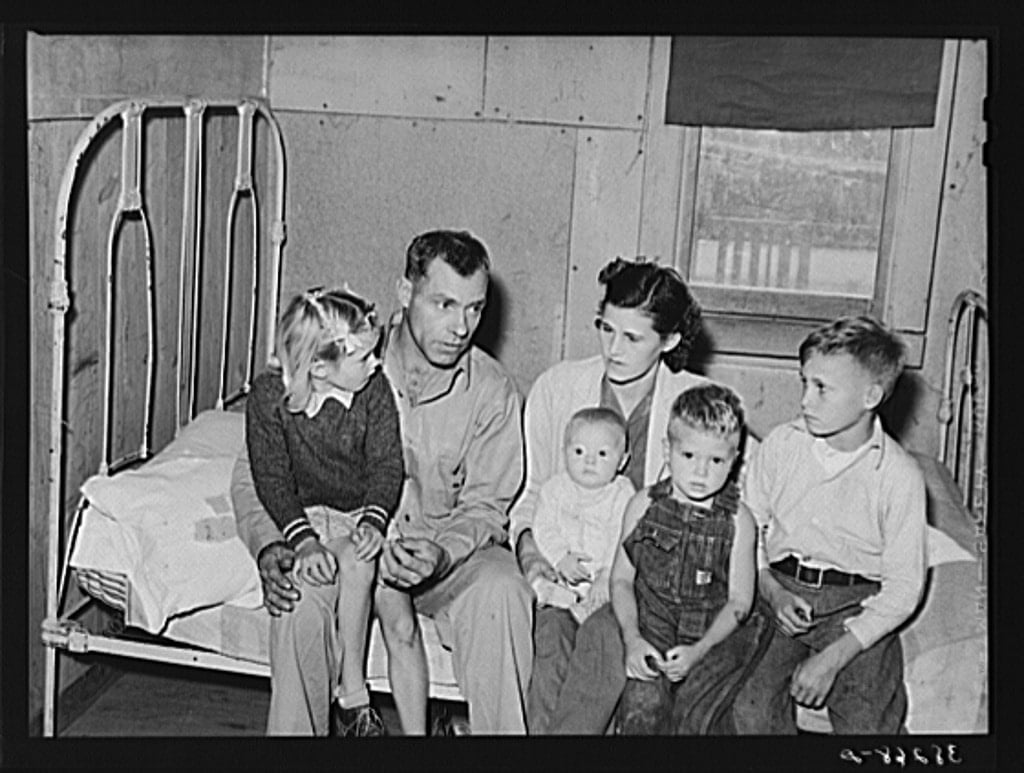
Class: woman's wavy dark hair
597,257,702,373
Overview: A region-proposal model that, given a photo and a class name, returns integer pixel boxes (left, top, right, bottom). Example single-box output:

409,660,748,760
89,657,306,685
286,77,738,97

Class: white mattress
68,408,461,696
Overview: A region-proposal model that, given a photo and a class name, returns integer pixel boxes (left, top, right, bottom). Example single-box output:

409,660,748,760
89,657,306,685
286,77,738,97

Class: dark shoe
332,704,387,737
431,707,471,736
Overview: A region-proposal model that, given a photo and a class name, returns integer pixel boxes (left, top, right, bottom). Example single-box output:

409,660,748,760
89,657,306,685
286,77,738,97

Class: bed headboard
45,96,287,630
48,98,286,475
937,289,987,530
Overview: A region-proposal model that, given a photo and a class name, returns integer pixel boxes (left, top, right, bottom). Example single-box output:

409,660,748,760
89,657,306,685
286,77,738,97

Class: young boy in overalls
611,383,767,734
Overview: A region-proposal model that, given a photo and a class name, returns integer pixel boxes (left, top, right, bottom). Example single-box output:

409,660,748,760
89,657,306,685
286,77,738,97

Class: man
232,230,533,735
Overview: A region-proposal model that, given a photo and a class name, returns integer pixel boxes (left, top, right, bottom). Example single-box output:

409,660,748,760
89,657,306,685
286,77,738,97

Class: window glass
688,127,892,297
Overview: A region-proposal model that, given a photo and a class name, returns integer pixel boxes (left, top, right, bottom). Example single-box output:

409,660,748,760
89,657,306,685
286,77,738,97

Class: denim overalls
617,478,772,734
624,477,739,652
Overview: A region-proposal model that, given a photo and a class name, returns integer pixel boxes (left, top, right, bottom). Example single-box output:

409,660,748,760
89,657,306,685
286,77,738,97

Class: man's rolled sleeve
433,382,523,571
230,447,286,560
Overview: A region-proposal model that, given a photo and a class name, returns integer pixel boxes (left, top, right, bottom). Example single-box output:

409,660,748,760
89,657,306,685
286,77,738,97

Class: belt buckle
796,562,824,589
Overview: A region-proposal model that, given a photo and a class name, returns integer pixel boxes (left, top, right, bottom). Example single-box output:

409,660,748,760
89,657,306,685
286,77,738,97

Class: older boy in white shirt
733,316,926,734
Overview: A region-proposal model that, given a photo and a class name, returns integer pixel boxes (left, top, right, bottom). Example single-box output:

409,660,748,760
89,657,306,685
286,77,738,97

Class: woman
512,257,762,734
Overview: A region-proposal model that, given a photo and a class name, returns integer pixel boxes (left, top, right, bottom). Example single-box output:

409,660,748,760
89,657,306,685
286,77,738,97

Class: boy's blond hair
799,315,906,399
667,383,745,443
274,286,378,412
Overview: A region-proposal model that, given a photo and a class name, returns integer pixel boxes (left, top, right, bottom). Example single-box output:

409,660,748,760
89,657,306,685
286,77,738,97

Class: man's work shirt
745,417,927,649
382,320,524,574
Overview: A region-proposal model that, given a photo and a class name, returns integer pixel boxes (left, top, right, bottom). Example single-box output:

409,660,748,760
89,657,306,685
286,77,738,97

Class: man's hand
380,536,449,590
516,531,558,586
352,523,385,562
257,542,301,616
555,551,593,585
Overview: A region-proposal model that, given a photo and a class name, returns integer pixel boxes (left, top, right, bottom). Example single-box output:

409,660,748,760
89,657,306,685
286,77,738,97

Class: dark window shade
666,37,944,130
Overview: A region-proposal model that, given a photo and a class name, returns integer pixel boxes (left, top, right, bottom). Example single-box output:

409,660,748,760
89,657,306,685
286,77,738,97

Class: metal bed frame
40,96,467,739
40,97,288,737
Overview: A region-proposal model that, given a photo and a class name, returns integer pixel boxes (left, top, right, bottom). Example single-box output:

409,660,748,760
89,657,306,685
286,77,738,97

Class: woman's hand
292,536,338,586
352,523,384,562
516,530,559,586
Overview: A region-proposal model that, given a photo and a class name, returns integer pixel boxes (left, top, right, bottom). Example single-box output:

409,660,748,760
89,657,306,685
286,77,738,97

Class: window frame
675,126,906,321
640,39,959,368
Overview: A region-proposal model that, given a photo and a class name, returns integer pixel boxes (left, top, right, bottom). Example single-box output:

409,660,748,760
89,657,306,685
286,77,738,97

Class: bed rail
44,97,287,737
937,289,988,529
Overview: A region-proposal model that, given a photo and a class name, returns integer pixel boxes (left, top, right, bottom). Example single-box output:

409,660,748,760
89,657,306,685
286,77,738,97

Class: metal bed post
44,98,139,738
218,101,258,409
177,100,206,431
100,102,156,472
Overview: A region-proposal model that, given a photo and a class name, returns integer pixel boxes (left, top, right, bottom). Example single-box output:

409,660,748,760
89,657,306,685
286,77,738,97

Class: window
691,127,890,296
677,126,898,323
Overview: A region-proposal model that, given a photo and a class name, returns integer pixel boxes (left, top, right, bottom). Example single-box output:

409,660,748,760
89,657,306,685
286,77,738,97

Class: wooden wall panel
276,112,576,394
885,40,959,333
902,40,988,458
637,37,688,264
485,36,650,129
705,357,803,442
27,34,266,120
563,129,645,361
269,36,485,120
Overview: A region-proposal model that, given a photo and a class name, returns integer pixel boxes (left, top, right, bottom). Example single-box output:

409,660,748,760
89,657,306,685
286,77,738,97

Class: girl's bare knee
333,538,375,587
377,595,420,647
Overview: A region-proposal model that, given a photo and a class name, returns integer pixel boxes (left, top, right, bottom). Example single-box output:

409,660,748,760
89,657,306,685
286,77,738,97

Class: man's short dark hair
405,230,491,282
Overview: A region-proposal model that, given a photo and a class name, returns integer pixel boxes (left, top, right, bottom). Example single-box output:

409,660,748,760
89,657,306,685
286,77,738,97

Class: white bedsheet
70,410,262,633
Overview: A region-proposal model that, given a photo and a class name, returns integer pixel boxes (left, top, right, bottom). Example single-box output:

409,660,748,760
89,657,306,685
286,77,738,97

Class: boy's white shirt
746,415,927,649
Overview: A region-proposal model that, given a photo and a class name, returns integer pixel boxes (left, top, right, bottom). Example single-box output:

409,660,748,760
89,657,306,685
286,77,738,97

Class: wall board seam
270,106,645,133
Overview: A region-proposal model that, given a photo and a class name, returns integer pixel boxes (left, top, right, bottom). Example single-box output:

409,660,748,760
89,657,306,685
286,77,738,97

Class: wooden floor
58,657,460,737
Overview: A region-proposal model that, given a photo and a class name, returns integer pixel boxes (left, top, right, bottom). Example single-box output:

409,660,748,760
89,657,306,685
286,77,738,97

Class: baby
532,407,636,622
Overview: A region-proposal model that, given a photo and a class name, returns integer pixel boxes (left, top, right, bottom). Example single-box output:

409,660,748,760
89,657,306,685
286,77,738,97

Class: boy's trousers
732,570,908,734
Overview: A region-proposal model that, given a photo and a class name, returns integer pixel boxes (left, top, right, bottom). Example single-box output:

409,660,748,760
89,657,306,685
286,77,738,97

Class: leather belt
770,555,873,588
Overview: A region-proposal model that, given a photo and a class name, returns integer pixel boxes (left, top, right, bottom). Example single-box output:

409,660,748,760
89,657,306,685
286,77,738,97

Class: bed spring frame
41,97,287,736
937,290,988,531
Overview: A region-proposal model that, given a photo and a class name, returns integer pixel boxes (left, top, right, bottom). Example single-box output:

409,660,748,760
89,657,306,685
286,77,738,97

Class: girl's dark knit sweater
245,368,404,549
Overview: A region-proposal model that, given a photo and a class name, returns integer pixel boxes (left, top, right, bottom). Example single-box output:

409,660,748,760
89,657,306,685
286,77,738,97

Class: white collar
304,386,355,417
